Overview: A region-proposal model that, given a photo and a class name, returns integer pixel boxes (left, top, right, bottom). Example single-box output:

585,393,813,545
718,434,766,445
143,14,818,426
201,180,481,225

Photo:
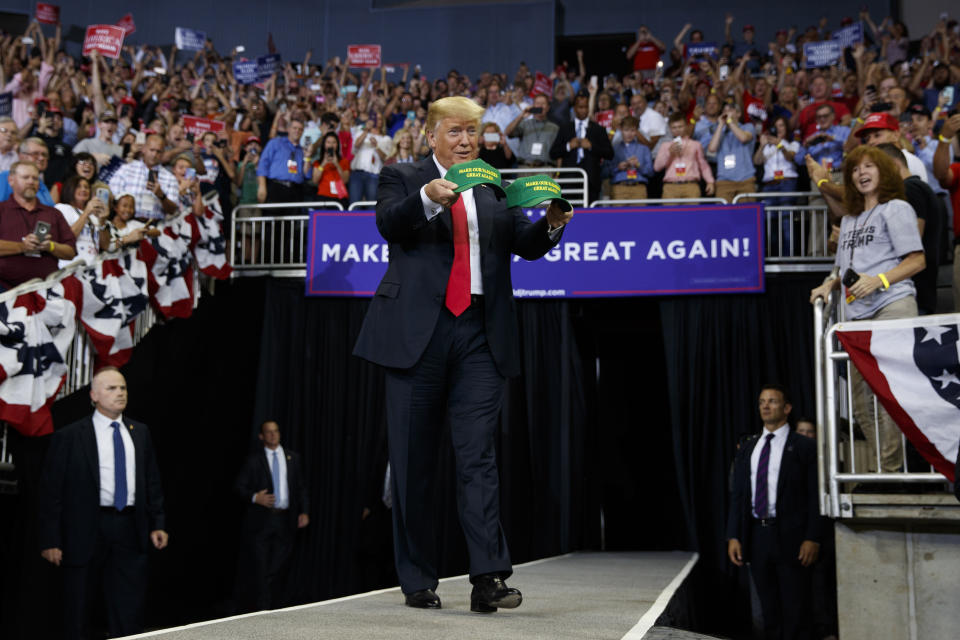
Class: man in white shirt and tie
38,367,168,640
726,384,824,640
234,420,309,611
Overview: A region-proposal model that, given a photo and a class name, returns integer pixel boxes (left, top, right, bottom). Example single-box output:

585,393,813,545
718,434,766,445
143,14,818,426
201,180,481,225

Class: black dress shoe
470,575,522,613
404,589,441,609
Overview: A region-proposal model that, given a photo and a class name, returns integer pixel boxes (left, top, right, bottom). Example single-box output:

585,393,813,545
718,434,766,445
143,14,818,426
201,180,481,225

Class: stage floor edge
120,551,704,640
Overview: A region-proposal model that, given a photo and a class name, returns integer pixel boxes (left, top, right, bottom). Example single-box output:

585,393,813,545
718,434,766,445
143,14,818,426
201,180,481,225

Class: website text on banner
83,25,126,59
305,205,765,298
348,45,382,68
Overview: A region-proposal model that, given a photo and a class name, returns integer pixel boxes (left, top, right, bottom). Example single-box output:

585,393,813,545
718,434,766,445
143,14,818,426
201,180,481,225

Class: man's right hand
568,138,581,149
727,539,743,566
21,233,43,253
254,489,276,508
41,548,62,566
424,178,460,209
942,114,960,140
257,184,267,204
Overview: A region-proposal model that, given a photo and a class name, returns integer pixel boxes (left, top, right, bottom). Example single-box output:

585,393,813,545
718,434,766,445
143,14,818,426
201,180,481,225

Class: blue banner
256,54,282,80
0,92,11,117
832,23,863,49
687,42,718,59
175,27,206,51
233,54,283,84
804,41,843,68
305,205,765,298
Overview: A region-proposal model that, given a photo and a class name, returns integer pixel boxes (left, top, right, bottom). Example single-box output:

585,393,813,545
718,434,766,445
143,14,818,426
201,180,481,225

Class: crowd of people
0,11,958,301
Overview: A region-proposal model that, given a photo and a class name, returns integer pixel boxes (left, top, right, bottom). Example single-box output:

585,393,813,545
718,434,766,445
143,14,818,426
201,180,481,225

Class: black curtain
1,274,823,639
659,274,821,636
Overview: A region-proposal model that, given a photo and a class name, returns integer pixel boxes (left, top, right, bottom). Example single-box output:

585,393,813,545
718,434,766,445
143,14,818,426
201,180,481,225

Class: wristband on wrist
776,142,783,149
940,134,952,143
816,178,829,188
48,241,54,252
878,273,890,290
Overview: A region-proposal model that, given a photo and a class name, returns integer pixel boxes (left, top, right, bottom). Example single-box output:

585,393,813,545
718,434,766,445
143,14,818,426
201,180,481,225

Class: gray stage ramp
123,551,700,640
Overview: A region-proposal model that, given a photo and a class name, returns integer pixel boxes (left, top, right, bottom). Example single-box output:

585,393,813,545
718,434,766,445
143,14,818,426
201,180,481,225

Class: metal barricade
591,198,727,206
814,290,948,519
349,201,376,211
731,192,832,263
230,201,344,275
501,167,589,207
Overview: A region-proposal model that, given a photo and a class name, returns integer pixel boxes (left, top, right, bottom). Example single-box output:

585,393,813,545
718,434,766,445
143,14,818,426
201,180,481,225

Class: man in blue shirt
0,138,55,205
256,118,310,204
707,103,756,202
611,116,654,200
801,104,849,175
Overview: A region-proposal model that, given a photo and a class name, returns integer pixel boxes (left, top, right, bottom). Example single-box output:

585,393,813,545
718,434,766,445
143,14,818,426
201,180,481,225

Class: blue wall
6,0,894,80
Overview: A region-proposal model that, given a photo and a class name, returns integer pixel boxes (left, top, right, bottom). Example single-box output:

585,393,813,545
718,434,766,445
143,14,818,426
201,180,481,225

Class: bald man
107,134,180,220
38,367,168,639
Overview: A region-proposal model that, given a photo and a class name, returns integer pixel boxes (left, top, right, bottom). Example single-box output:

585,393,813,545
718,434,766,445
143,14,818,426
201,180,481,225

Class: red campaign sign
347,45,381,68
116,13,136,36
182,116,225,137
35,3,59,25
532,71,552,97
596,110,614,129
82,25,126,59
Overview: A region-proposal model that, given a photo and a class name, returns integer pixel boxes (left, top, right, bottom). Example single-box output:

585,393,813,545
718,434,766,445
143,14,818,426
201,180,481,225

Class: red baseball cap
743,24,755,32
245,135,261,145
858,112,899,136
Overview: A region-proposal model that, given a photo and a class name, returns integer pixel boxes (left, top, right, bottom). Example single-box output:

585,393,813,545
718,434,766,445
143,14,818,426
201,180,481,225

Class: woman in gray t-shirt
809,145,925,476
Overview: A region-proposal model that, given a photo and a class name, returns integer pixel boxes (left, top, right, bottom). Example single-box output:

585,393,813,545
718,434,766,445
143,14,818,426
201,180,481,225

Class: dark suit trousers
62,510,146,640
749,521,812,640
384,301,512,594
249,511,295,610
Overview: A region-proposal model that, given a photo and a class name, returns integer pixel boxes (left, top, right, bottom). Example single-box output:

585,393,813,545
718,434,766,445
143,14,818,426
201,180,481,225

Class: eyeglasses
23,151,49,158
815,113,832,121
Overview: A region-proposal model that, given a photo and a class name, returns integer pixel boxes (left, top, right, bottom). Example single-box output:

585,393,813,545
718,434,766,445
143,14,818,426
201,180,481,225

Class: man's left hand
545,201,573,229
798,540,820,567
579,138,592,150
298,513,310,528
150,529,169,550
21,233,43,252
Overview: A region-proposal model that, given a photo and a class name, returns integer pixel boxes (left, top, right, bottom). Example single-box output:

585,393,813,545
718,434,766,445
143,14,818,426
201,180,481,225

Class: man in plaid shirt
108,135,179,221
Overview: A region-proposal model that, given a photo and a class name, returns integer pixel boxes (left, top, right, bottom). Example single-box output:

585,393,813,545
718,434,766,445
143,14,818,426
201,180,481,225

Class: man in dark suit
727,384,825,640
234,420,309,611
37,367,168,640
549,92,614,205
353,96,571,613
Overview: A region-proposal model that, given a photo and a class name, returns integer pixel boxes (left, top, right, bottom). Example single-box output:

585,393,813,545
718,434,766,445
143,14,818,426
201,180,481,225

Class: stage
121,552,711,640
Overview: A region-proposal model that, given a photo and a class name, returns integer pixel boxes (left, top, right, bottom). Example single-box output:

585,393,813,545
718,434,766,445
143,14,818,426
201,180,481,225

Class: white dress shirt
263,445,289,509
92,410,136,508
567,118,590,162
749,423,789,518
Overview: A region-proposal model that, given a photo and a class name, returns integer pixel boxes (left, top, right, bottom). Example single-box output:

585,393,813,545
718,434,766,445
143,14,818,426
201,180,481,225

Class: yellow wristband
940,135,952,144
878,273,890,290
816,178,829,188
776,142,783,149
48,241,54,252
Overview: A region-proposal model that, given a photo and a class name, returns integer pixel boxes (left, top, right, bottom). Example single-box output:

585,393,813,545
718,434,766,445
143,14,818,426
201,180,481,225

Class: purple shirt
0,196,76,289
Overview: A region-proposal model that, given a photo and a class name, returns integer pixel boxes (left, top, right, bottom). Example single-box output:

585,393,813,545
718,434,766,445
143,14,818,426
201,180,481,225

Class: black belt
667,180,699,184
268,179,298,188
100,506,135,515
268,507,288,513
753,517,777,527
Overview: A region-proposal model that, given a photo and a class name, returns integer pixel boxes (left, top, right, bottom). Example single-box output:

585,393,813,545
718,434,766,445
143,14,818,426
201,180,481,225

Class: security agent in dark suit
353,96,572,612
37,367,168,640
549,92,614,204
727,384,825,640
234,420,309,611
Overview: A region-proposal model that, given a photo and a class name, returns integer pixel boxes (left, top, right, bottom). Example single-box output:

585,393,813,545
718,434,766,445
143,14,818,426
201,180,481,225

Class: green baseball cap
504,174,572,212
443,159,504,194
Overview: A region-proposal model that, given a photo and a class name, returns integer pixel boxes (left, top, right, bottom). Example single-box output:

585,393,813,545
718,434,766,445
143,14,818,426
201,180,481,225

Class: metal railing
731,192,832,265
814,289,950,519
230,201,344,275
591,198,727,206
349,201,376,211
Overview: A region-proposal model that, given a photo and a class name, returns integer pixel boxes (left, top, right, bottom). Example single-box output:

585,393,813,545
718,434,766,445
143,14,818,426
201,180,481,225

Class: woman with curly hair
809,144,925,475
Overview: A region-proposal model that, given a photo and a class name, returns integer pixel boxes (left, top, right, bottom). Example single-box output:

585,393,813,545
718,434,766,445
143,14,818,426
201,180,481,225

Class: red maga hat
858,112,899,135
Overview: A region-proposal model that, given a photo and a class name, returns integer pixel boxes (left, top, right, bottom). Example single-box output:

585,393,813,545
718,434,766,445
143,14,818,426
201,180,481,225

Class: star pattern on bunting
931,369,960,390
920,325,952,345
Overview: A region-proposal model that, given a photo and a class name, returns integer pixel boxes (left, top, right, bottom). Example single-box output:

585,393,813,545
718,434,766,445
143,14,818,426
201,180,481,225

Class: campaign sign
83,25,126,59
687,42,719,59
233,59,259,84
35,3,59,25
533,71,552,97
116,13,136,35
832,23,863,49
305,205,765,298
348,45,382,68
182,116,225,137
256,54,282,80
596,109,614,129
0,92,11,117
804,41,843,68
175,27,206,51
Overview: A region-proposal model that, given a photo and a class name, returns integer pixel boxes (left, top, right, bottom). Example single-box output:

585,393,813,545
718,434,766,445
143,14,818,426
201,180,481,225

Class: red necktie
445,195,471,316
